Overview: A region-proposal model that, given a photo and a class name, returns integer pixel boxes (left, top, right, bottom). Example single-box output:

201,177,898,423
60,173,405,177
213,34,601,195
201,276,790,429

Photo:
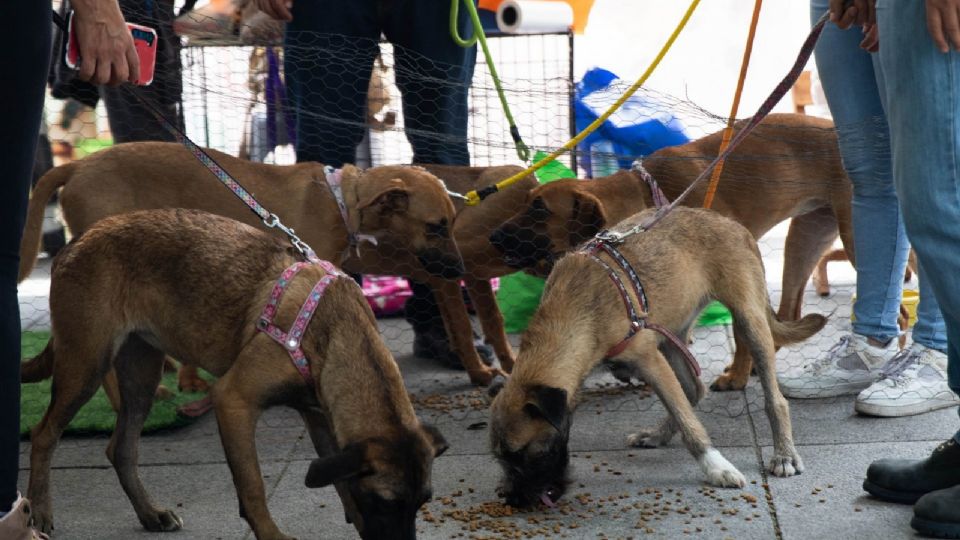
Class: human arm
926,0,960,52
828,0,875,29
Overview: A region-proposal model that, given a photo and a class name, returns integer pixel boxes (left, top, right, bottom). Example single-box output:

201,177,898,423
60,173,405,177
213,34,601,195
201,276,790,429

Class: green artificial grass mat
20,331,212,438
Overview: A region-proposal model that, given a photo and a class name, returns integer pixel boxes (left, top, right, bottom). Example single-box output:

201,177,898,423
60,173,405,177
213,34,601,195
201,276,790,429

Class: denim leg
384,0,476,165
811,0,909,343
876,0,960,437
912,259,948,351
0,0,50,509
283,0,380,165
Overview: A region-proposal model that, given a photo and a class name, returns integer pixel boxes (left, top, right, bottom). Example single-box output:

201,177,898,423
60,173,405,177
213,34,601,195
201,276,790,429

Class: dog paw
768,453,804,477
154,384,175,401
626,429,665,448
710,373,747,392
700,448,747,488
30,508,55,535
140,508,184,532
468,366,505,387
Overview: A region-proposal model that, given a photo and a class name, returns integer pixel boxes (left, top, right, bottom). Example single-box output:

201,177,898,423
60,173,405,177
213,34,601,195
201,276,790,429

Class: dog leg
28,341,111,534
623,338,746,488
299,407,360,526
779,208,839,321
106,335,183,532
733,310,804,477
212,378,292,540
464,277,515,372
629,341,704,447
433,279,502,385
711,328,752,391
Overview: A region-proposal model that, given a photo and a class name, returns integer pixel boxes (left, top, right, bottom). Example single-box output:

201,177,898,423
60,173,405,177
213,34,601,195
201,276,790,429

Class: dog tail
768,309,828,347
19,162,75,282
21,338,55,383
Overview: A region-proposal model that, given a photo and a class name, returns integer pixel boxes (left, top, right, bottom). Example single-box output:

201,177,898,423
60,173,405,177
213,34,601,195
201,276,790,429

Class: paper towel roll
496,0,574,34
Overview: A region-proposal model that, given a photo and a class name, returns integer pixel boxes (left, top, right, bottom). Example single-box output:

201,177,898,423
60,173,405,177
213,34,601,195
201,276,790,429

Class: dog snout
417,249,465,279
489,225,518,254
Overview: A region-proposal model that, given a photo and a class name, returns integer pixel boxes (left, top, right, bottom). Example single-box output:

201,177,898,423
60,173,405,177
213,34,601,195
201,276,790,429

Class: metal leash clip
263,213,316,259
595,229,626,244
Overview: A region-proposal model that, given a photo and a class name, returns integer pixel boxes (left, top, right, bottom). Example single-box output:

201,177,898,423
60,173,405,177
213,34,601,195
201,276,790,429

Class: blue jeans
811,0,947,351
875,0,960,441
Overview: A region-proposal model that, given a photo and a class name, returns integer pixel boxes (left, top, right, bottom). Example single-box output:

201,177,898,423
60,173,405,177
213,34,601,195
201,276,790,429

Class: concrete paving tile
764,441,937,540
16,461,284,540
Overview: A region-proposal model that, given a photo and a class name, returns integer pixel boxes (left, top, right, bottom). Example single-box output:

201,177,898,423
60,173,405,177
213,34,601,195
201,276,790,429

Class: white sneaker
855,343,960,417
778,333,899,398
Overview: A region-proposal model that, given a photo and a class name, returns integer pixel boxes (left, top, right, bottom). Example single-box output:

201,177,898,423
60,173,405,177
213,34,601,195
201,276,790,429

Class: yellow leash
702,0,763,209
463,0,702,206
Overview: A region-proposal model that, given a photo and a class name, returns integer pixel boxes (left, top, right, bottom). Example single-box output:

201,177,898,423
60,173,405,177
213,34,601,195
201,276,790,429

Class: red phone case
65,12,157,86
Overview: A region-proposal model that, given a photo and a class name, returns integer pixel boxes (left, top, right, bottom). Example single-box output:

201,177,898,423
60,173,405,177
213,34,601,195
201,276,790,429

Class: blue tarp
575,67,691,174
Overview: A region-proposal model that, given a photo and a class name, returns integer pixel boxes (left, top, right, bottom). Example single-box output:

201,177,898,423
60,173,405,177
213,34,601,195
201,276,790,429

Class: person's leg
283,0,380,166
860,2,960,528
779,1,904,398
878,0,960,432
0,0,51,513
384,0,476,165
383,1,484,366
100,86,179,143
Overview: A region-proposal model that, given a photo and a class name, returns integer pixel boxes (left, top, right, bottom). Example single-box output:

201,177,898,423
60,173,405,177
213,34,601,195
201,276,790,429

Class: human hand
70,0,140,85
255,0,293,22
860,23,879,52
829,0,875,29
926,0,960,53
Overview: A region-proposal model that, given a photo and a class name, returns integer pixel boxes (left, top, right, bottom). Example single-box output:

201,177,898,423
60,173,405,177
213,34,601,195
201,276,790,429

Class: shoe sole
855,397,960,418
863,479,927,504
912,516,960,539
779,384,868,399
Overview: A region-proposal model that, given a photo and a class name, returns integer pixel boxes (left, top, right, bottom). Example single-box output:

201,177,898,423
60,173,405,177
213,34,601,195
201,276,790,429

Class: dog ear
357,181,410,214
522,385,569,433
568,191,607,247
305,444,368,488
420,423,450,457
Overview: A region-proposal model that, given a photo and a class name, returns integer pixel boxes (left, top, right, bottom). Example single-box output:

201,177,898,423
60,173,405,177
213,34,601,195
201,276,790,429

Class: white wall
574,0,815,124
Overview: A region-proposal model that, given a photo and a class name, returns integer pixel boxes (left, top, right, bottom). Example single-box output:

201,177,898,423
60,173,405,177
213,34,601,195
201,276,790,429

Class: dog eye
530,198,551,219
425,220,448,238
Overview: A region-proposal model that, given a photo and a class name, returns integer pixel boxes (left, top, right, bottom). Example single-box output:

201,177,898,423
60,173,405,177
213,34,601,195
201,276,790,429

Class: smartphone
65,11,158,86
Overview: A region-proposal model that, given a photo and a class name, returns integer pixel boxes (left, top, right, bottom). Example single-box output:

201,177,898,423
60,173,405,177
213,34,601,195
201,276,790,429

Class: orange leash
702,0,763,209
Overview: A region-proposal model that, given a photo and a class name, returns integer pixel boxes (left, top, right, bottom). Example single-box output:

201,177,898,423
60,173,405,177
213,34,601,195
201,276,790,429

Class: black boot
913,484,960,539
405,280,494,370
864,438,960,504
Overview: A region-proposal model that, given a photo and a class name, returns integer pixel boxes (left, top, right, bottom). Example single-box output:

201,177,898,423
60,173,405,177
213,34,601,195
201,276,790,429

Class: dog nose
489,228,507,248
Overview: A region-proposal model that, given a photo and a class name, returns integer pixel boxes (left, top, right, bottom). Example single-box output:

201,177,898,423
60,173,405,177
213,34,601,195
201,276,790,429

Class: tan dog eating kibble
21,209,446,540
489,207,826,507
491,113,851,390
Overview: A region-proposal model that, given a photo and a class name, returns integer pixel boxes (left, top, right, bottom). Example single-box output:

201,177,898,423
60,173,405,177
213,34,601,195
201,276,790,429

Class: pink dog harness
256,259,346,386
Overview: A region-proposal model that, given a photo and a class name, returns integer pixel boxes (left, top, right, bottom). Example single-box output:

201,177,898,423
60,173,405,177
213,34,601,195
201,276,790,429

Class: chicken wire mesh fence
18,8,948,445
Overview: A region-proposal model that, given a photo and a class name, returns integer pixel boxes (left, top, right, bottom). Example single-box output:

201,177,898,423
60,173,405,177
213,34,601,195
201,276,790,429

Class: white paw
768,453,804,477
700,448,746,488
626,429,663,448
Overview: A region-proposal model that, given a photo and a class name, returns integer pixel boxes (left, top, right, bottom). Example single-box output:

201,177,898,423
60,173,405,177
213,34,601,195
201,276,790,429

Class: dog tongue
539,492,557,508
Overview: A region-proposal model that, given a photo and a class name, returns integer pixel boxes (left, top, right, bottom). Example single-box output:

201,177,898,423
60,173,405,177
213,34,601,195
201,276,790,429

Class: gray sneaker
856,343,959,417
778,333,899,398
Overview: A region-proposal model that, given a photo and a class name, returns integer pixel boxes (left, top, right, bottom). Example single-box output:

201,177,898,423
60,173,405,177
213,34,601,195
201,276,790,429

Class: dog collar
631,160,669,209
324,166,379,261
581,237,701,377
257,259,347,386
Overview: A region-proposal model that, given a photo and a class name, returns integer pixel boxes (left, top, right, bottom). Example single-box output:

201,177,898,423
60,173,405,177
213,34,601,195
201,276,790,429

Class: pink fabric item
362,276,500,317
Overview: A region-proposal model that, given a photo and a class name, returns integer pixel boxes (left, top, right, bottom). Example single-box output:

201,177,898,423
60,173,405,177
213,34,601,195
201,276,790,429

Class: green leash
450,0,530,162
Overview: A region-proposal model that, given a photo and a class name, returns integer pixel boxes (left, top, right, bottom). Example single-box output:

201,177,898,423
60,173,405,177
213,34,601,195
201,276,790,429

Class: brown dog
490,113,851,389
489,207,826,507
21,209,446,540
18,142,518,385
